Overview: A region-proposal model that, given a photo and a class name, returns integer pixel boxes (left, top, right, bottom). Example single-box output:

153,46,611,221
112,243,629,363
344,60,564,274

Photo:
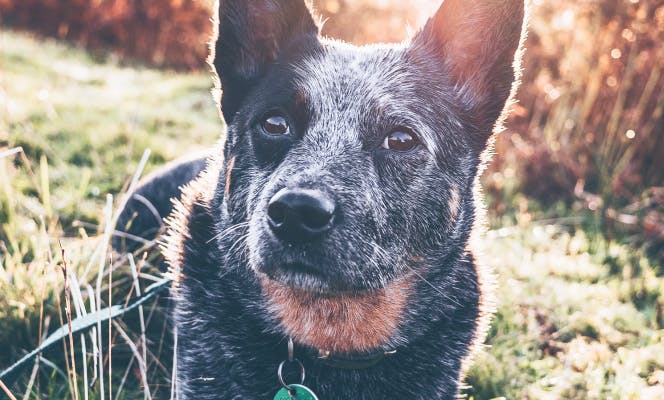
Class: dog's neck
258,273,414,355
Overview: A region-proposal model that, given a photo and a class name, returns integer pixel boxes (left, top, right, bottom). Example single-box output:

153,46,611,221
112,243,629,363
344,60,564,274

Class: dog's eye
261,114,290,136
382,129,419,152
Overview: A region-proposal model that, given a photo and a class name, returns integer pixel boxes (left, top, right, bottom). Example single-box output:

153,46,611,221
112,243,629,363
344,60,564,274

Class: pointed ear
212,0,319,121
413,0,527,146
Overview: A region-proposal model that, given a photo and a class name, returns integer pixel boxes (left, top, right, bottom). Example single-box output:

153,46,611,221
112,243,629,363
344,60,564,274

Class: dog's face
214,0,525,294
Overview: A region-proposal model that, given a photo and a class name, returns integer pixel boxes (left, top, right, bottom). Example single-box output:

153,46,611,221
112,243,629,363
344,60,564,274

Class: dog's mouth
258,261,344,293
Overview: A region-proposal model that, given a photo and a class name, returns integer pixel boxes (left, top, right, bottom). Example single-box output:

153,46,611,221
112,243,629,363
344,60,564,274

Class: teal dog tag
273,384,319,400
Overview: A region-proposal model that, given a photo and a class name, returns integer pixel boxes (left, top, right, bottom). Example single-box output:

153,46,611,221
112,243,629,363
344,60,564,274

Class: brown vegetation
494,1,664,261
0,0,213,70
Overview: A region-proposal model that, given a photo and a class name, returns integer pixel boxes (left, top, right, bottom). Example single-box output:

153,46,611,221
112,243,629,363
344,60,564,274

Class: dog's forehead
292,41,412,117
286,40,462,161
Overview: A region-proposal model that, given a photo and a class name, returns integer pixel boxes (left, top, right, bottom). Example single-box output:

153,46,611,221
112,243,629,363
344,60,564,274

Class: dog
114,0,527,398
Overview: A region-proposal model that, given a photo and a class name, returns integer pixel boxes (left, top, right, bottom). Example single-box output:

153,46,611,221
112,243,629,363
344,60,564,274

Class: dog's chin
255,262,354,294
260,263,335,293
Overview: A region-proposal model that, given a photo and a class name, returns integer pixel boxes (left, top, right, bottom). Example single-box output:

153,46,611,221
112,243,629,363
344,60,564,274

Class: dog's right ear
212,0,319,122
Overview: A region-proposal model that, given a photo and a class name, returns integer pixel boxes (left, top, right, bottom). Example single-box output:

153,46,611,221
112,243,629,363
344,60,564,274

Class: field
1,3,663,399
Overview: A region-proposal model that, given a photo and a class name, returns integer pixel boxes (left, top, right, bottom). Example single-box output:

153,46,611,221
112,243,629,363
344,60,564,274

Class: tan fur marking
260,276,413,354
449,187,460,220
293,88,308,109
224,155,236,200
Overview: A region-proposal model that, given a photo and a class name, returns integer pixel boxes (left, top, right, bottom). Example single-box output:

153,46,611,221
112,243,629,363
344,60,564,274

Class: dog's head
211,0,526,351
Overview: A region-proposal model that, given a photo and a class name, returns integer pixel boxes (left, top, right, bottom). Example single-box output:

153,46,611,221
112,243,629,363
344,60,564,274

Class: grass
1,29,663,399
0,30,222,230
466,226,664,399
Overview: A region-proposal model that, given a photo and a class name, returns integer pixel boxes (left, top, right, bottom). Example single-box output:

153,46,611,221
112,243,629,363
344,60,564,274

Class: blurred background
1,0,663,399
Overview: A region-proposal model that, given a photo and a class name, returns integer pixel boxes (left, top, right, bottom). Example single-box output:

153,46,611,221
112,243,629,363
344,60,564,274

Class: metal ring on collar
277,358,306,391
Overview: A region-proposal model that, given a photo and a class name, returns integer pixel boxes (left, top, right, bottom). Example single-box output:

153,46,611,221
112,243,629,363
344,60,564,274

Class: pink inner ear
419,0,526,114
443,31,487,87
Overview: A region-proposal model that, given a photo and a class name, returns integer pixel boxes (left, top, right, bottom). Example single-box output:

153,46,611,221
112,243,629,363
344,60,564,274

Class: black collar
311,348,397,370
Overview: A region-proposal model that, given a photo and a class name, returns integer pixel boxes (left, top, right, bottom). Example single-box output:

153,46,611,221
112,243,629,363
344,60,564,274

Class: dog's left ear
212,0,319,122
412,0,527,147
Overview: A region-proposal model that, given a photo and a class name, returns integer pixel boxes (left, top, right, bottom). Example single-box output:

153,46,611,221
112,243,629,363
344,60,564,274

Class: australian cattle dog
115,0,528,398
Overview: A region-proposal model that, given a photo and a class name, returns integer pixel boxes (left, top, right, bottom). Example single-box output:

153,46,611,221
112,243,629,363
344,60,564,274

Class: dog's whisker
399,262,463,308
369,242,462,306
226,232,250,259
206,221,250,244
368,243,396,289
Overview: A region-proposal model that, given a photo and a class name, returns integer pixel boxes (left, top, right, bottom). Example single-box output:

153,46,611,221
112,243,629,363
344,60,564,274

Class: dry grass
1,30,219,398
488,0,664,263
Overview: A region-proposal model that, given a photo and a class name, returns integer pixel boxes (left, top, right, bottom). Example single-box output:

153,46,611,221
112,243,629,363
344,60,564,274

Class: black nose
267,188,336,243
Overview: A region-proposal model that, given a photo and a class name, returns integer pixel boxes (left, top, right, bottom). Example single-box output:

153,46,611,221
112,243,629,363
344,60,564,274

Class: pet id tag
273,384,319,400
274,338,319,400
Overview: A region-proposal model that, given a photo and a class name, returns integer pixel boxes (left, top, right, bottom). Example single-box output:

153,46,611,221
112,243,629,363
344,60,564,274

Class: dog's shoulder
113,151,210,253
161,152,224,284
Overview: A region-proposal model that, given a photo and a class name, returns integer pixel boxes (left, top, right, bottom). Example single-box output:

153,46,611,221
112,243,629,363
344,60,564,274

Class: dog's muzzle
266,188,336,244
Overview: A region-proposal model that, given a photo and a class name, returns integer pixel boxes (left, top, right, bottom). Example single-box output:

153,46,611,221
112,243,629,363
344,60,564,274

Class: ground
1,30,663,400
